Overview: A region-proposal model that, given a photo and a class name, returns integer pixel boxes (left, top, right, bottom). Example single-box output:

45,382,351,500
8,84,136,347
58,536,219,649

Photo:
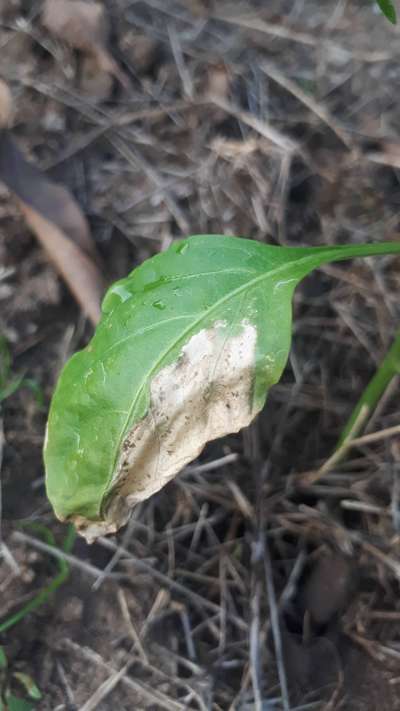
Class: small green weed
0,525,76,709
0,524,75,635
0,645,41,711
377,0,397,23
0,337,44,410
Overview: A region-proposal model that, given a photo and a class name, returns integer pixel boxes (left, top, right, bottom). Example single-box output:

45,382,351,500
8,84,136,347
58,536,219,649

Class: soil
1,1,400,709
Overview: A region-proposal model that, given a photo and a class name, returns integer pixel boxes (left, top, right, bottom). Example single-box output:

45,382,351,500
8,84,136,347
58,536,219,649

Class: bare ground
1,1,400,709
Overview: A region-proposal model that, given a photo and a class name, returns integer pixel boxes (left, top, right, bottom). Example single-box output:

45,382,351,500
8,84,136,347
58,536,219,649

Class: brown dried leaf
0,79,13,128
80,54,114,102
301,551,353,626
120,32,159,75
0,130,105,324
206,62,231,101
42,0,128,87
281,625,341,692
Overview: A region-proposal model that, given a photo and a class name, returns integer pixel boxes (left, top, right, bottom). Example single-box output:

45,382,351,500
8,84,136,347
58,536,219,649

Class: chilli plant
43,236,400,541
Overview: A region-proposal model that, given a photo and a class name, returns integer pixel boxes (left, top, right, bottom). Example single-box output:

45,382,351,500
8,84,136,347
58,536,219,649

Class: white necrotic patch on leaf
76,319,258,539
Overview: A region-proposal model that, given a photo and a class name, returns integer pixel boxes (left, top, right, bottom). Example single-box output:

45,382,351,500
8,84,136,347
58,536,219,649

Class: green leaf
0,648,7,671
377,0,397,23
0,336,11,385
12,675,41,702
5,694,35,711
0,337,29,405
0,374,25,405
44,235,400,540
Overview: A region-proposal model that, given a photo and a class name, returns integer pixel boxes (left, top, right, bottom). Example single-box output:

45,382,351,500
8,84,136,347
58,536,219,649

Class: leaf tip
377,0,397,23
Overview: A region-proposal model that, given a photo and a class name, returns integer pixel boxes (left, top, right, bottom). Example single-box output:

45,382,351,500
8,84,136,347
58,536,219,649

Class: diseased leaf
0,130,105,325
44,235,400,541
377,0,397,23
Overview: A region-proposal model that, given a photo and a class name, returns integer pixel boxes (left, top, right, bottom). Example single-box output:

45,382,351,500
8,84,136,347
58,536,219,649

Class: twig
185,452,239,474
78,661,132,711
92,514,139,591
350,423,400,448
56,660,77,707
168,24,194,99
212,12,391,62
60,639,190,711
261,63,353,149
12,530,124,581
117,589,149,665
212,13,321,47
263,538,291,711
249,542,263,711
96,536,230,620
108,135,190,234
355,536,400,580
208,94,298,155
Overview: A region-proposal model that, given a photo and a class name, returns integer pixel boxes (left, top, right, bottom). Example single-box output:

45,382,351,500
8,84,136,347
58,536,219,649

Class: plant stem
299,240,400,276
303,330,400,483
339,329,400,445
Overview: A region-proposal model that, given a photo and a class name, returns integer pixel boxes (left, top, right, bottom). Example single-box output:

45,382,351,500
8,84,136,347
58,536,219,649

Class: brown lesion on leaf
74,319,261,540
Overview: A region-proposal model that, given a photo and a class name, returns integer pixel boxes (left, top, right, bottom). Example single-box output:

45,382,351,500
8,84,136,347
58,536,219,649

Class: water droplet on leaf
152,300,166,310
102,281,132,314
